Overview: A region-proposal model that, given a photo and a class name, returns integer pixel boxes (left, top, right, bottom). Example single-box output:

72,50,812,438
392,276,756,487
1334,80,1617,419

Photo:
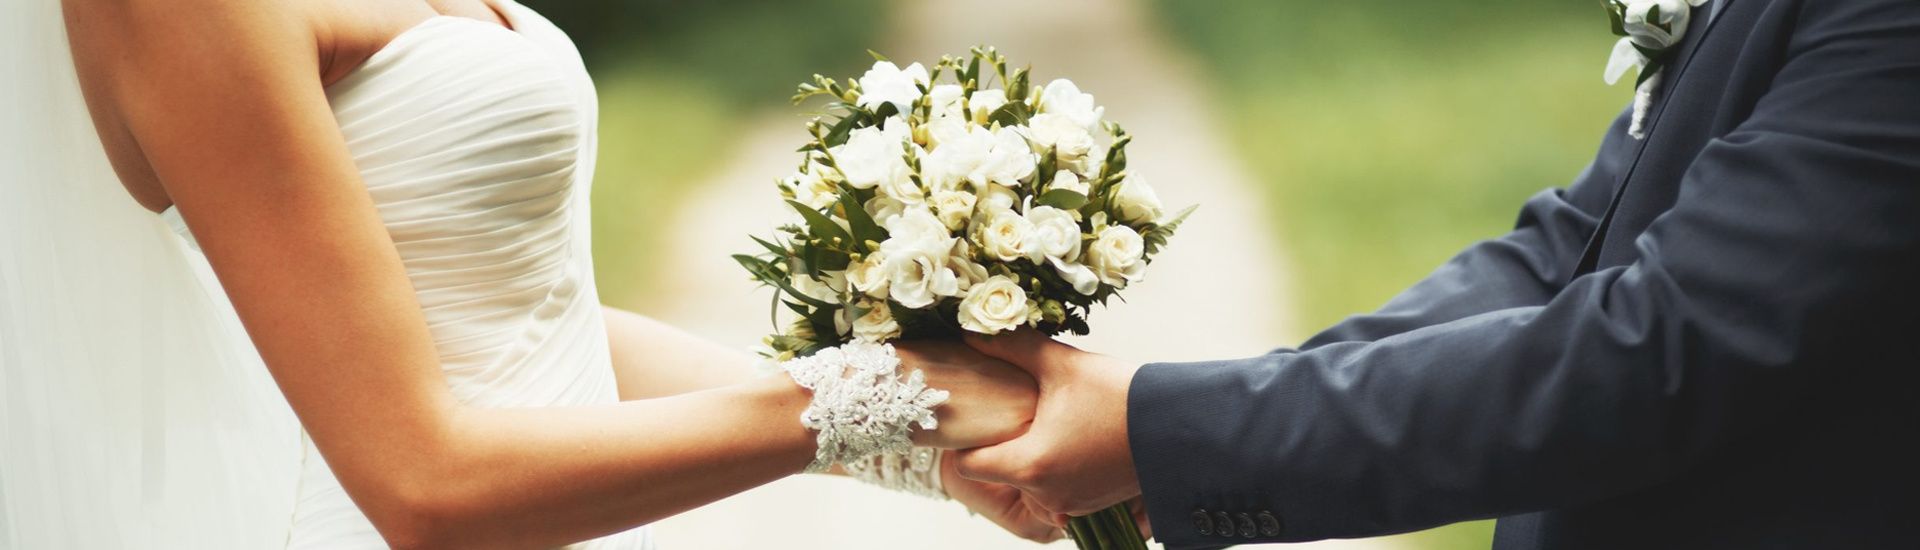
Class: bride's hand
894,340,1037,449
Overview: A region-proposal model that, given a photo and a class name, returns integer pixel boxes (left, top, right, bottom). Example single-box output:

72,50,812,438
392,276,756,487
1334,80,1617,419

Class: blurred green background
520,0,1632,548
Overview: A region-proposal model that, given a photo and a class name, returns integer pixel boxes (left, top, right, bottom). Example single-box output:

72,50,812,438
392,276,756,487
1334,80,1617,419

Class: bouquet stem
1066,503,1149,550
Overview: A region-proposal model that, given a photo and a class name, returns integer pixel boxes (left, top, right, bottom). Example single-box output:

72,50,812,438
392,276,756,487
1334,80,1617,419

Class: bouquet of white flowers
736,47,1187,549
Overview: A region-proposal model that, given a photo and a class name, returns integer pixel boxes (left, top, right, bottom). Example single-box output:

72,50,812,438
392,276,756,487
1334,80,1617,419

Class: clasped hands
895,331,1150,543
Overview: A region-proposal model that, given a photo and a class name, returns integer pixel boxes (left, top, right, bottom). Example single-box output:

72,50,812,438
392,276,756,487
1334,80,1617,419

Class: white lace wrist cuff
782,342,950,473
846,447,949,500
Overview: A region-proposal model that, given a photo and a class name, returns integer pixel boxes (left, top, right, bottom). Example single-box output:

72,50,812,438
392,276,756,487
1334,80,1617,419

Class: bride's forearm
383,374,815,550
603,306,758,400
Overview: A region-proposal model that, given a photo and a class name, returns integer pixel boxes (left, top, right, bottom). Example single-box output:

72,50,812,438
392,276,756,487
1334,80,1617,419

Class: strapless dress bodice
160,2,647,548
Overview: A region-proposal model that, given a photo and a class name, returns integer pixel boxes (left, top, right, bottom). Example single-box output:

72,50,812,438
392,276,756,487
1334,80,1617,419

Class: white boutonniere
1604,0,1709,139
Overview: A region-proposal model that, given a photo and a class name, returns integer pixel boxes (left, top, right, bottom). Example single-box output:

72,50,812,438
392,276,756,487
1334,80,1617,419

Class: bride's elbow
365,480,468,550
361,464,494,550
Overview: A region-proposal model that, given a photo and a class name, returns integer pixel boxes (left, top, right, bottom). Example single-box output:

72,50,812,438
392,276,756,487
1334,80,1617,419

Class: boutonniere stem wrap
1604,0,1709,139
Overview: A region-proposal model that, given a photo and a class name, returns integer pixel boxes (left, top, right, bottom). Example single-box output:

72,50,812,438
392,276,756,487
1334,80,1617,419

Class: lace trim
846,447,949,500
783,342,950,473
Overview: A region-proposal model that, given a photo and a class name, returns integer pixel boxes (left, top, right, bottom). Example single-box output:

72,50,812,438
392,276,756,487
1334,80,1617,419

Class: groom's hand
951,330,1144,518
940,450,1067,543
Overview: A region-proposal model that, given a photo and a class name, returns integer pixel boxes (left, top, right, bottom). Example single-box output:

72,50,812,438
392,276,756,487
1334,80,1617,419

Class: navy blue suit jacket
1128,1,1920,548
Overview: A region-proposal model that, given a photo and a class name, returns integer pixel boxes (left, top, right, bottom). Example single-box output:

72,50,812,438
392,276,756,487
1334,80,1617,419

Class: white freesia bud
968,89,1008,126
1038,79,1105,130
930,190,979,231
1024,206,1082,263
831,118,915,192
1026,113,1096,161
1046,170,1090,195
851,300,902,342
856,61,930,113
957,275,1036,335
791,272,843,304
1109,176,1166,225
972,207,1034,262
848,251,891,299
785,163,841,210
1086,225,1147,287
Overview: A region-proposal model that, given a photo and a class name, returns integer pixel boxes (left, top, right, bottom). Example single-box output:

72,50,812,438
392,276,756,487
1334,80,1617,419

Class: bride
0,0,1060,548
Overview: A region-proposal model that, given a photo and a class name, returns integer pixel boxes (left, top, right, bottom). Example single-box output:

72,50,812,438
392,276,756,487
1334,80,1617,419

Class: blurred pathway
647,0,1380,548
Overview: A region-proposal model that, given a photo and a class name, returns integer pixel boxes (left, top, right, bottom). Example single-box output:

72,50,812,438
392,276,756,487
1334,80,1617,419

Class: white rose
1026,113,1095,161
1605,0,1707,84
785,163,841,210
848,251,890,299
968,88,1008,126
1046,169,1090,195
830,117,914,191
972,207,1033,262
957,275,1035,335
1038,79,1105,130
1109,176,1165,225
928,84,966,120
882,243,963,309
1024,205,1082,262
856,61,930,113
850,300,902,342
929,190,978,231
1085,225,1147,287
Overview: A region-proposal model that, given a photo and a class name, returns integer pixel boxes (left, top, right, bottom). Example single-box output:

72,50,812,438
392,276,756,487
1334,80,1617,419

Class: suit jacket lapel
1571,0,1739,277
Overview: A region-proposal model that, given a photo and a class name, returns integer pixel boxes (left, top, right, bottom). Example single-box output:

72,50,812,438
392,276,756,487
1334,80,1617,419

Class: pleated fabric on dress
161,2,651,548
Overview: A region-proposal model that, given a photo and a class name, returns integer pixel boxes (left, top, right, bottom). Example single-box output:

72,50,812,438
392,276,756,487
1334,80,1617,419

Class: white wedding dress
2,1,648,548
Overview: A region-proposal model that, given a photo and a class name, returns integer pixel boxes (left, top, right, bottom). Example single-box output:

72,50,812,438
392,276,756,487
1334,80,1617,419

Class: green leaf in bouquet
783,299,843,342
867,49,890,63
1037,188,1089,210
987,101,1032,128
871,101,901,122
737,254,840,310
823,113,862,147
837,189,889,250
786,200,854,245
749,235,790,257
815,247,853,272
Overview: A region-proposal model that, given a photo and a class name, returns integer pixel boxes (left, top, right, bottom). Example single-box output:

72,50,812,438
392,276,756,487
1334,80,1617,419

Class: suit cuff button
1257,510,1284,537
1212,511,1235,539
1234,512,1257,538
1190,509,1215,536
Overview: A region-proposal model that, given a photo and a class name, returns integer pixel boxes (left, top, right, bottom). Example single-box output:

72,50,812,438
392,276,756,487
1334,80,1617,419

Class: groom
935,0,1920,548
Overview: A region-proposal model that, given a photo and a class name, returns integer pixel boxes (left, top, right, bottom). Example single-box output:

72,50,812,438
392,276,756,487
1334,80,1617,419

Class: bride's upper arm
73,0,460,522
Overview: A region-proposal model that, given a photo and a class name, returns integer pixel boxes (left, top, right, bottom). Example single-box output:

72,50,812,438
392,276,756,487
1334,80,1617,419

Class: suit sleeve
1129,2,1920,546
